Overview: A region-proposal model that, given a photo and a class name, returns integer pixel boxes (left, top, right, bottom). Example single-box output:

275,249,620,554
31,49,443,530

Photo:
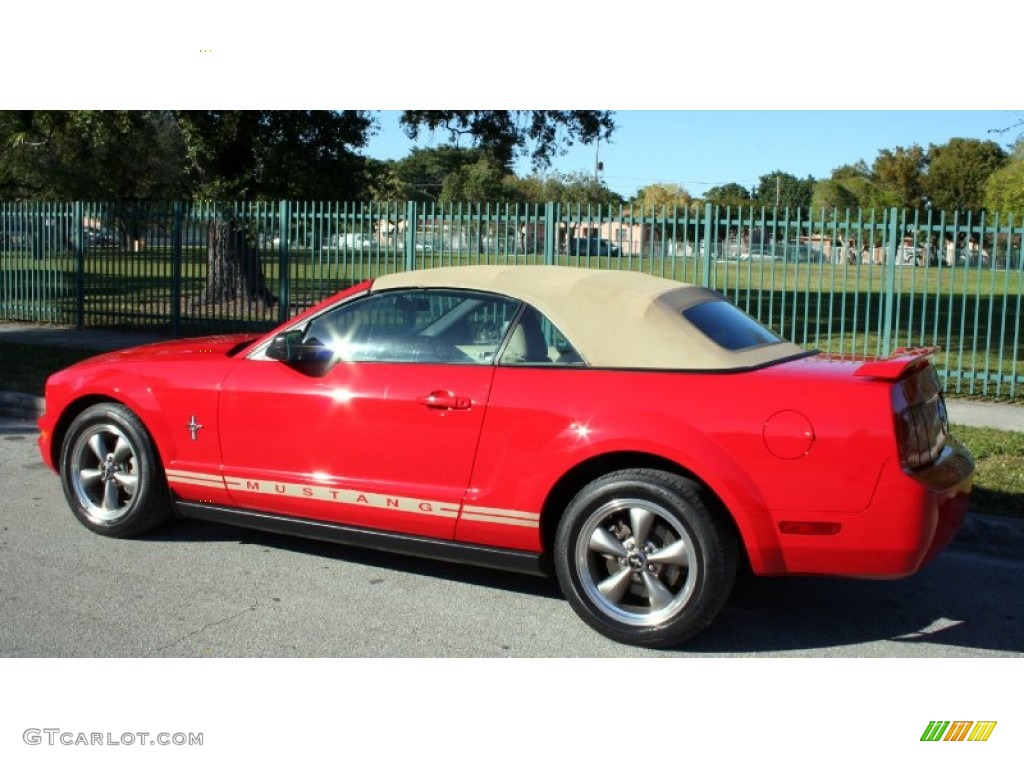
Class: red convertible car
38,266,974,647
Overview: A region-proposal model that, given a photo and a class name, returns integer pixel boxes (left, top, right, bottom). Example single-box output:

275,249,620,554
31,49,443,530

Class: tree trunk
201,216,276,306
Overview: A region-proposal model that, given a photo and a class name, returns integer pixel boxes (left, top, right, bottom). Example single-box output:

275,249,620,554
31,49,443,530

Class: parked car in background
84,228,118,247
777,241,826,262
329,232,377,250
567,237,621,257
38,265,973,648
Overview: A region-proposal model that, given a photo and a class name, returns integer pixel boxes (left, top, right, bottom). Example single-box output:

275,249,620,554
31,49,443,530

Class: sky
363,110,1021,199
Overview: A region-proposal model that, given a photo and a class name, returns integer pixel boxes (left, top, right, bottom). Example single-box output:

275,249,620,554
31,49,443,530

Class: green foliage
172,110,373,200
983,157,1024,220
872,145,926,210
829,161,871,180
440,157,517,204
388,146,497,203
399,110,614,170
633,182,692,211
810,179,858,215
817,167,897,213
923,137,1008,214
0,111,189,200
953,425,1024,518
704,183,751,207
753,171,814,209
506,172,622,207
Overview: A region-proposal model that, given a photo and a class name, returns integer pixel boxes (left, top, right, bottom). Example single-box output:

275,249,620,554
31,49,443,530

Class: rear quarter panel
461,360,897,573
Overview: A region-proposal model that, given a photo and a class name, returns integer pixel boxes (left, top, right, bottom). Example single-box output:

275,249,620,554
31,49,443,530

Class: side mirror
266,330,333,365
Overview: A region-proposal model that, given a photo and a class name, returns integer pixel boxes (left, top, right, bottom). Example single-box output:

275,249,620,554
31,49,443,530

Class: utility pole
594,136,602,183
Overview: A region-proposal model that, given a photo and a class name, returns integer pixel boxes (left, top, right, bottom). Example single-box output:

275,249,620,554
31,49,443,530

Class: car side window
303,289,521,364
498,305,586,366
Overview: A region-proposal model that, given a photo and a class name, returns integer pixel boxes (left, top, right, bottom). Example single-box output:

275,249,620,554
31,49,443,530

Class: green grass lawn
2,337,1020,518
950,425,1024,518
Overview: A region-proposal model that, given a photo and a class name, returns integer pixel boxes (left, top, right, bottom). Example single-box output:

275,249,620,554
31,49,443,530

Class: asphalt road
2,415,1021,658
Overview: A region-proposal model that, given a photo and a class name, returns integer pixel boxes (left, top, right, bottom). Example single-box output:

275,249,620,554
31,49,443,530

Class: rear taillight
893,365,948,471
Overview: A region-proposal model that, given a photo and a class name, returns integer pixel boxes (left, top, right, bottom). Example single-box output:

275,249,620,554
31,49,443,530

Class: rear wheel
554,469,737,648
60,403,172,537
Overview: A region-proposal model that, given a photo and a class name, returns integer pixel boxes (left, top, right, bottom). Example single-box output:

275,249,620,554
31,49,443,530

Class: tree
923,137,1007,214
389,146,497,203
830,161,871,180
399,111,615,169
983,141,1024,220
3,109,618,305
506,172,622,207
753,171,814,210
0,111,191,249
362,158,407,201
0,110,188,201
810,179,859,215
171,110,374,305
633,182,692,211
872,145,926,210
704,183,751,208
440,157,516,204
824,164,895,211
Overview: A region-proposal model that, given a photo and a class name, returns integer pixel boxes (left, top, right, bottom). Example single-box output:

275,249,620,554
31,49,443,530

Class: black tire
554,469,738,648
59,403,172,538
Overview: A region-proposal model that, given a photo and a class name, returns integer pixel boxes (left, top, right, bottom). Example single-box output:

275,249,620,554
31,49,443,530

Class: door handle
417,390,472,410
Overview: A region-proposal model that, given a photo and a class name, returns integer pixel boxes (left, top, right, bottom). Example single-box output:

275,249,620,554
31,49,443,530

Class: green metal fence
2,200,1022,398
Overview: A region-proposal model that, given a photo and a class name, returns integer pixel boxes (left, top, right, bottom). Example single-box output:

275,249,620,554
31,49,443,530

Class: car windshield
682,300,784,351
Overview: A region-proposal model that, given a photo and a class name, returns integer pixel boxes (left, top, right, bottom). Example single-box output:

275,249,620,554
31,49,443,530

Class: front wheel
60,403,172,537
554,469,738,648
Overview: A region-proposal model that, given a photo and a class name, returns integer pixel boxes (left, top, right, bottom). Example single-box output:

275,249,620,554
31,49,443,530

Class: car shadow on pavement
683,554,1023,655
151,519,1022,656
150,518,565,600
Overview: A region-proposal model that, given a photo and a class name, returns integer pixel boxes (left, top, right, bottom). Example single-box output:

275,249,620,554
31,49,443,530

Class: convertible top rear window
682,301,783,351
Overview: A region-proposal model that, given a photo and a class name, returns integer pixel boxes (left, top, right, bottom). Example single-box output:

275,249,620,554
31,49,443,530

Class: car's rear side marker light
778,521,842,535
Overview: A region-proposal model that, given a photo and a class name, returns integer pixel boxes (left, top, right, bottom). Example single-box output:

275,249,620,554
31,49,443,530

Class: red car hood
69,334,260,368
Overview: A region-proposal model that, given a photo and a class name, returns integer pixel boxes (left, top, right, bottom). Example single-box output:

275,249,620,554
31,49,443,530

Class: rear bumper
770,438,974,577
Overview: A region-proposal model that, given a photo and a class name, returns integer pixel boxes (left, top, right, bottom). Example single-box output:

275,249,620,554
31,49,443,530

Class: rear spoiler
854,347,939,381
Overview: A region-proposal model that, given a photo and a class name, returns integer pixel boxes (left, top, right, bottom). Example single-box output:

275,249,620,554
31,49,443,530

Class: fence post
404,201,417,272
278,200,291,323
882,206,900,357
544,202,556,265
170,201,183,336
73,201,84,329
701,203,714,289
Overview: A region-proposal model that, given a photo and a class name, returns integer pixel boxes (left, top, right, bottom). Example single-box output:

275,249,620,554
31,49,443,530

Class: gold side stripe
460,513,540,529
167,472,227,490
168,471,536,528
168,478,228,490
461,505,539,522
167,470,224,482
222,476,459,520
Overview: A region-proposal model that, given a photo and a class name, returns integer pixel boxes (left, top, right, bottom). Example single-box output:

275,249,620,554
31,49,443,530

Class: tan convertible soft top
374,265,804,370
